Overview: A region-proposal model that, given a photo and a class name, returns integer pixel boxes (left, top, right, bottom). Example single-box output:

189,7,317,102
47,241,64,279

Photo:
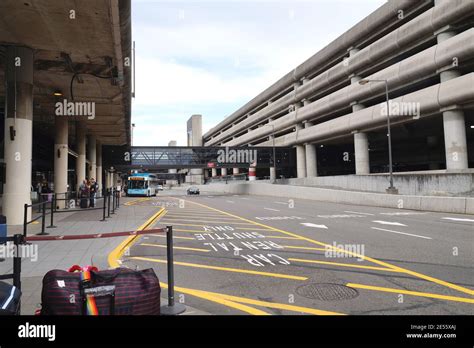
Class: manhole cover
296,283,359,301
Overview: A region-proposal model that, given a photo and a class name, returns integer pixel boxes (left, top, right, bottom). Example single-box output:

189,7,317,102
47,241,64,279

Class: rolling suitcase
80,197,88,208
40,266,161,315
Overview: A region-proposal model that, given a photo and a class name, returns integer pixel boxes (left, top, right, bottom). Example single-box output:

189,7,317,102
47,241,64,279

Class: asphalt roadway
121,191,474,315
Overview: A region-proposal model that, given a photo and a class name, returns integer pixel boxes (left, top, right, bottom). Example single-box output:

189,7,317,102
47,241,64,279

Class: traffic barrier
23,190,117,237
23,200,49,237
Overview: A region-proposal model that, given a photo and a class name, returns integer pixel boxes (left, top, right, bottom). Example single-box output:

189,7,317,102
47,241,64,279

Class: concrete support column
269,167,276,182
54,117,68,209
96,141,102,196
87,135,97,180
354,132,370,175
75,122,86,192
221,168,228,176
295,122,306,178
249,167,256,181
3,46,34,224
305,121,317,177
435,22,468,170
211,168,217,177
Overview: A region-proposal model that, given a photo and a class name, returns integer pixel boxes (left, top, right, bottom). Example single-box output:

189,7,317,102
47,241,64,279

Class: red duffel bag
40,266,161,315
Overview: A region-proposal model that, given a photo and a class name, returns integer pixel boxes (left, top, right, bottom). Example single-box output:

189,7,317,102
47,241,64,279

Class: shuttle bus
126,173,159,197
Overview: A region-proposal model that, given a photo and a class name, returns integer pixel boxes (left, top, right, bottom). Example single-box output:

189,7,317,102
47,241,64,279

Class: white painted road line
380,212,427,216
239,197,250,200
301,222,328,229
371,227,432,240
226,200,235,203
264,207,280,212
372,220,407,227
344,211,374,216
442,217,474,223
274,201,289,205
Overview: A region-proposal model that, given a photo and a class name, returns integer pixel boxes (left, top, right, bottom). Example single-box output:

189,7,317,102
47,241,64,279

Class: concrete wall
276,173,474,196
196,182,474,215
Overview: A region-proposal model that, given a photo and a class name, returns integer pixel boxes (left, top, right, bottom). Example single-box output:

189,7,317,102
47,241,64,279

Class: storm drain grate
296,283,359,301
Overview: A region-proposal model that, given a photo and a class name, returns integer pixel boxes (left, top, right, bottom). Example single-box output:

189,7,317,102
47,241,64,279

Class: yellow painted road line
237,227,274,231
124,197,151,206
179,198,474,297
347,283,474,304
173,229,212,233
160,219,255,225
213,292,345,315
165,215,242,221
282,245,327,251
165,212,238,218
266,236,301,240
150,234,194,240
159,283,270,315
140,243,210,252
131,256,308,281
161,282,343,315
108,208,166,268
288,258,400,273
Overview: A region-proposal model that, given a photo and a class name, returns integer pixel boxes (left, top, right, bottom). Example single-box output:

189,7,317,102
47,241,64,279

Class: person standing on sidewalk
89,178,98,208
79,179,89,208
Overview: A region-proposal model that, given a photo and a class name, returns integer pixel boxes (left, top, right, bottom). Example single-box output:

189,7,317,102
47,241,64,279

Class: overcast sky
131,0,386,146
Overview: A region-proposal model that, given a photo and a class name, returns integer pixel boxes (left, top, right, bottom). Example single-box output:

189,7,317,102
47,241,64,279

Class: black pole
161,226,186,315
36,202,49,236
47,194,56,228
111,189,116,214
107,189,111,218
23,204,28,237
13,234,22,291
101,194,107,221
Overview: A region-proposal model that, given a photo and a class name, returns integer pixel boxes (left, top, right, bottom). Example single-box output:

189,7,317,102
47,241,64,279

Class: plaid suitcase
40,267,160,315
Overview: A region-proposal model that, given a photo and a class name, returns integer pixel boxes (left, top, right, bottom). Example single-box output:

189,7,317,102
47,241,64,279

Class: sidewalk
0,196,166,314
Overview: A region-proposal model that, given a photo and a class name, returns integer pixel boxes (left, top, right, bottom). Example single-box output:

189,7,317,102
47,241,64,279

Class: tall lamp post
358,79,398,194
131,123,136,146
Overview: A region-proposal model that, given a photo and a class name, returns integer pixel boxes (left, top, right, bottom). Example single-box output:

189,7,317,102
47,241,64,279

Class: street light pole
358,79,397,194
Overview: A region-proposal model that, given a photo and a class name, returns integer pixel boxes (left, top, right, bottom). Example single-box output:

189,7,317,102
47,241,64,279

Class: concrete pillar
221,168,228,176
269,167,276,182
54,117,68,209
96,141,102,196
249,167,256,181
304,121,317,177
187,115,204,184
211,168,217,177
87,135,97,180
354,132,370,175
233,168,239,175
3,46,34,224
295,123,306,178
76,122,86,192
435,22,468,170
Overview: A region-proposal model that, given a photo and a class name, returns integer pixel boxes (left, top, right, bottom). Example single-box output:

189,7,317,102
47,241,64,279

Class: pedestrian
79,179,89,208
90,178,98,208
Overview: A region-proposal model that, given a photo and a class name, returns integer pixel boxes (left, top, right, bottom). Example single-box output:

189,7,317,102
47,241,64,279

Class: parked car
157,185,164,191
187,186,200,195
